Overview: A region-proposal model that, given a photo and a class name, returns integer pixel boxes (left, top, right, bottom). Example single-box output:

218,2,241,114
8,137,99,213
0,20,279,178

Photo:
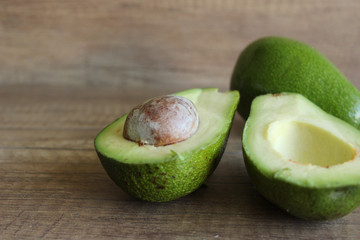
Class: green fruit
230,36,360,129
94,88,239,202
242,93,360,220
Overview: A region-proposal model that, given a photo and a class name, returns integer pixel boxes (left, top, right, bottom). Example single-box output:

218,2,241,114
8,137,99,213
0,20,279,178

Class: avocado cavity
266,120,356,167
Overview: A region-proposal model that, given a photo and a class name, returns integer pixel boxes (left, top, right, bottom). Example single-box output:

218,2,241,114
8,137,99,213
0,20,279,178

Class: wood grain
1,0,360,239
1,0,360,91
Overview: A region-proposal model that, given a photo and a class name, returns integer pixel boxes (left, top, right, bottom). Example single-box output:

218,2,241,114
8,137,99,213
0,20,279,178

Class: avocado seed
123,95,199,146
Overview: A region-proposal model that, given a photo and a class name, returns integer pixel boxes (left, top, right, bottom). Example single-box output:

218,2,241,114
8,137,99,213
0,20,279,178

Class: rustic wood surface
1,0,360,239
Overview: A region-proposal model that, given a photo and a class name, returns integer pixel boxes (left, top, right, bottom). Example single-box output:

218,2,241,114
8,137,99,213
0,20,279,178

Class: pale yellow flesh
266,120,356,167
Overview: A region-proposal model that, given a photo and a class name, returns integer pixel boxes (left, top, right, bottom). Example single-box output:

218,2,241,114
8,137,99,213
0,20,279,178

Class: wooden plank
0,0,359,90
1,146,359,239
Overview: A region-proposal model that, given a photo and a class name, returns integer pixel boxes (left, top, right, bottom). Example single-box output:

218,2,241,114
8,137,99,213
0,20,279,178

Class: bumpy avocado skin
230,36,360,129
96,129,230,202
243,151,360,220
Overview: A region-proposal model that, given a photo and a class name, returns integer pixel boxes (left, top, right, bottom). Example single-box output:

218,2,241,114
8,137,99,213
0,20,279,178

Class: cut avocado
230,36,360,129
95,88,239,202
242,93,360,220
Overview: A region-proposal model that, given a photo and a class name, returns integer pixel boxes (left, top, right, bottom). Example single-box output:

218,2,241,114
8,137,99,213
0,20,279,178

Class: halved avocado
242,93,360,220
95,88,239,202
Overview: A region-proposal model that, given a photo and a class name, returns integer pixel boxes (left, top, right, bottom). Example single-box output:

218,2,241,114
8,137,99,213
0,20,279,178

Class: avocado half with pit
243,93,360,220
95,88,239,202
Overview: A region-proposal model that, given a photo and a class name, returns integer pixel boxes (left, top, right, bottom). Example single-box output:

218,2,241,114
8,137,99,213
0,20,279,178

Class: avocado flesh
230,36,360,129
243,93,360,220
95,88,239,202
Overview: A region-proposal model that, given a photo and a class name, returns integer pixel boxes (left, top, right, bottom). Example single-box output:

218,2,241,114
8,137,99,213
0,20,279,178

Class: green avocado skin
231,36,360,129
243,151,360,220
96,131,229,202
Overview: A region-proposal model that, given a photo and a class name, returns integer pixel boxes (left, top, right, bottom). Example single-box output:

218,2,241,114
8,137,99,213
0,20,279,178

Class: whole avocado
230,36,360,129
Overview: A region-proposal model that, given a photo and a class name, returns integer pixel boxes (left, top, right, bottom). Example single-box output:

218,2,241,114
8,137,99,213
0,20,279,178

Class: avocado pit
123,95,199,146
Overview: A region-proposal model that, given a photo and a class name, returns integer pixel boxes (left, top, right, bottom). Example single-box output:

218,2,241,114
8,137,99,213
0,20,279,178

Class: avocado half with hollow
95,88,239,202
242,93,360,220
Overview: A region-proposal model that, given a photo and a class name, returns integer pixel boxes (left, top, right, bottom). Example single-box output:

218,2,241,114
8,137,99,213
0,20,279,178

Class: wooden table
1,1,360,239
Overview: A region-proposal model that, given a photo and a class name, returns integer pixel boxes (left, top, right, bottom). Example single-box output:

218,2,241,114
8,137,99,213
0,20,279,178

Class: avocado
242,93,360,220
230,36,360,129
94,88,239,202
